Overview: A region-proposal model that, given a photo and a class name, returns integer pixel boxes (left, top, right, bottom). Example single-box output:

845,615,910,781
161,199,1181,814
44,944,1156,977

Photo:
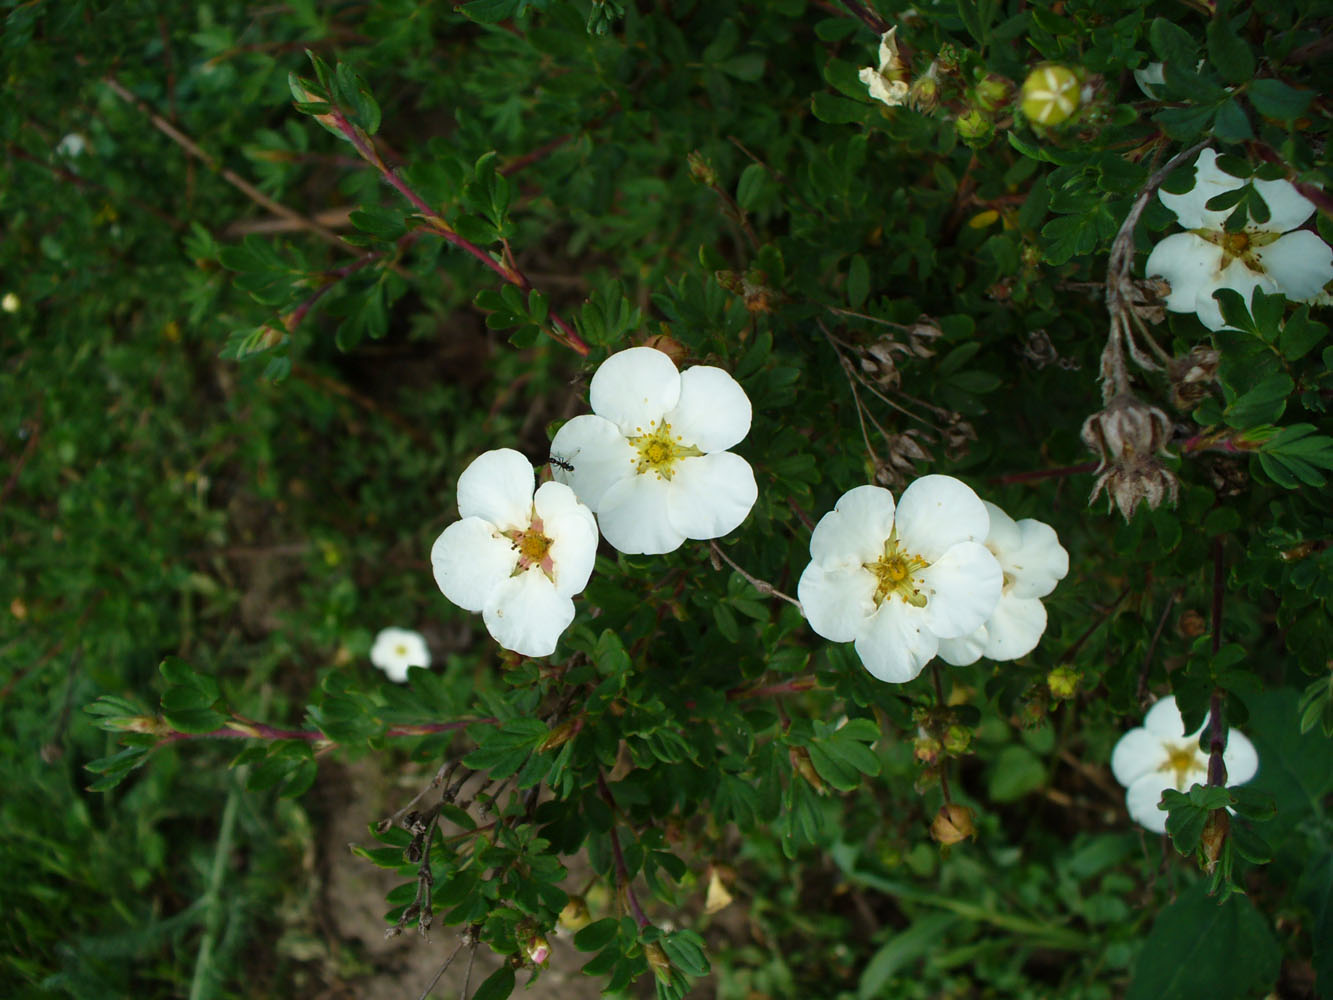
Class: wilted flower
1145,148,1333,331
1082,394,1179,519
1020,64,1081,125
937,502,1069,665
859,28,910,108
549,346,757,555
1110,695,1259,834
431,449,598,657
930,803,976,844
797,476,1002,683
1167,345,1220,410
370,627,431,683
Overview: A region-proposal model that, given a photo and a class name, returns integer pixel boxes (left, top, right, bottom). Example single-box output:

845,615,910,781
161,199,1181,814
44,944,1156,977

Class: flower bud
644,941,673,983
559,896,592,932
540,717,582,752
931,803,976,845
1200,809,1229,874
954,108,993,146
1177,609,1207,638
641,332,688,366
942,725,972,756
908,64,941,113
520,928,551,966
1020,64,1081,125
974,73,1014,112
1,292,19,313
790,745,826,793
914,734,942,765
1046,666,1080,701
687,150,717,187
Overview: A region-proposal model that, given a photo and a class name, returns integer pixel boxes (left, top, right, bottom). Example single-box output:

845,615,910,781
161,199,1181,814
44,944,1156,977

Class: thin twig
708,542,802,610
158,717,495,745
102,74,351,252
1059,585,1133,665
1137,588,1181,706
597,772,650,929
416,938,466,1000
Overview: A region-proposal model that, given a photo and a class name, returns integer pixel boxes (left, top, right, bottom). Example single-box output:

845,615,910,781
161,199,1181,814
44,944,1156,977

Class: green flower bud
1020,64,1081,125
954,108,993,146
974,73,1013,112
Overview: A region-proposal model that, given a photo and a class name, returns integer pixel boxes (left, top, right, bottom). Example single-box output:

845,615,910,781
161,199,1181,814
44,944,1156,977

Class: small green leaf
1206,17,1255,84
471,964,515,1000
811,92,866,124
574,917,620,952
1247,79,1312,121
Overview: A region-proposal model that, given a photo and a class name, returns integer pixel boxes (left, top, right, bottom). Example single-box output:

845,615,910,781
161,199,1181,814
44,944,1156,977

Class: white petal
1251,176,1317,234
456,449,535,530
895,475,990,563
549,414,636,512
1143,696,1191,740
853,601,938,684
483,570,575,657
596,472,685,554
809,485,897,567
1222,728,1259,785
1002,517,1069,600
666,366,752,453
431,518,518,612
1133,62,1165,99
1111,727,1169,788
666,452,757,541
370,628,431,682
937,626,985,666
1160,149,1240,231
589,347,681,436
1145,233,1225,316
917,541,1002,639
981,594,1047,660
1125,774,1172,834
533,482,599,597
1252,231,1333,301
982,501,1022,557
797,562,877,643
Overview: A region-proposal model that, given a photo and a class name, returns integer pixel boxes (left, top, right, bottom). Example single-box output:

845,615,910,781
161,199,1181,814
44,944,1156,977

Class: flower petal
797,562,877,643
997,512,1069,600
667,365,752,452
1145,233,1225,316
483,569,575,657
916,540,1002,639
1222,728,1259,785
853,601,938,683
431,517,519,612
666,452,757,541
809,485,896,567
1252,230,1333,302
533,482,599,597
1160,149,1241,231
1125,773,1172,834
937,626,985,666
549,414,637,512
456,449,535,530
1142,695,1191,740
981,593,1046,660
895,475,989,563
1111,727,1169,787
1198,258,1275,331
589,347,681,436
1251,176,1317,234
597,472,685,554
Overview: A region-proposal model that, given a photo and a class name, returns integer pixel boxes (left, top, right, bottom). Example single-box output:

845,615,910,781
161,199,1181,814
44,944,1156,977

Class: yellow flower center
504,513,557,580
627,420,703,480
518,531,552,564
865,533,930,608
394,644,409,658
1158,740,1202,790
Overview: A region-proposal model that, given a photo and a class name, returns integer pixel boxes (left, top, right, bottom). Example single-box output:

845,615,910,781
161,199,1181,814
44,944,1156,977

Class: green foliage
4,0,1333,997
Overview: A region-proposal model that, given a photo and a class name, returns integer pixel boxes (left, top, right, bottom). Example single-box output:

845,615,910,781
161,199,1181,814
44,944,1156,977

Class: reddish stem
158,717,496,745
597,772,651,929
990,461,1099,485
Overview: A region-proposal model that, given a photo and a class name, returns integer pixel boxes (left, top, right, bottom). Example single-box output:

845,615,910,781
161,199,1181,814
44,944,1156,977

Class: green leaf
846,254,870,308
1247,79,1312,121
462,0,520,23
470,964,515,1000
574,917,620,952
1206,17,1254,84
1125,880,1279,1000
988,745,1046,803
860,913,956,998
1224,373,1292,428
719,53,764,81
811,92,866,125
1153,104,1216,141
1149,18,1197,67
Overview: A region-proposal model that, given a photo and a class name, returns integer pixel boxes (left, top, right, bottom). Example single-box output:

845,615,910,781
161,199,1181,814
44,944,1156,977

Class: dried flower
859,28,910,108
1167,345,1220,410
1082,394,1179,519
930,803,976,845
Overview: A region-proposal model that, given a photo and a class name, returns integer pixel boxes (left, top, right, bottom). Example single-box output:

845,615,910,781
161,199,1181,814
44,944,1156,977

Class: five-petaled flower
859,28,910,108
549,346,758,555
797,476,1003,684
937,502,1068,665
1145,148,1333,331
370,627,431,684
1110,695,1259,834
431,449,598,657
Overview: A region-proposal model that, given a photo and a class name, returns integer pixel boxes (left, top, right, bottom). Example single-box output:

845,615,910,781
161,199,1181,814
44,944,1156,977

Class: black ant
549,454,575,473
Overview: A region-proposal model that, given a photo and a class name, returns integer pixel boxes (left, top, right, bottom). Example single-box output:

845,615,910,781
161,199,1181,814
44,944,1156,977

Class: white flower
937,502,1069,665
1110,695,1259,834
56,133,87,158
431,449,598,657
370,627,432,683
1,293,18,314
796,476,1003,684
1133,62,1166,99
548,347,757,555
859,28,910,108
1145,148,1333,331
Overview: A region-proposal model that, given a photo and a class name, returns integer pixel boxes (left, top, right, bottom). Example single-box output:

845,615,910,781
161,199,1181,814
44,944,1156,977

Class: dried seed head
1167,346,1220,411
931,803,976,845
1081,393,1173,467
1088,457,1180,521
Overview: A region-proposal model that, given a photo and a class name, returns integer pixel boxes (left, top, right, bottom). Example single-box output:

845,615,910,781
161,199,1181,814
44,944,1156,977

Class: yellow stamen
627,420,703,481
1158,741,1203,790
865,533,930,608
